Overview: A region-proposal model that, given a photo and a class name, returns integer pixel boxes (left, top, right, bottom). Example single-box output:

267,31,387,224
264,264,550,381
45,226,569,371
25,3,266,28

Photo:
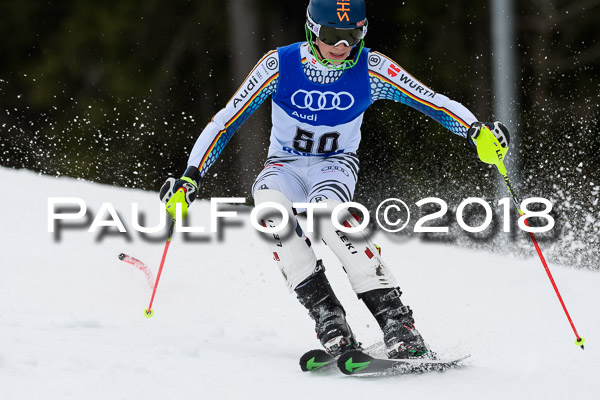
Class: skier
159,0,510,359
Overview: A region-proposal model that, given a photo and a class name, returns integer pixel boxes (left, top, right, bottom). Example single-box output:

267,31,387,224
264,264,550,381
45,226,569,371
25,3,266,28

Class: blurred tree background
1,0,599,268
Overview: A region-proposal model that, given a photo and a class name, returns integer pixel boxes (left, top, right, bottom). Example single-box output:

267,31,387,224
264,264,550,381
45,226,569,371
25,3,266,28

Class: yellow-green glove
467,121,510,165
159,166,202,220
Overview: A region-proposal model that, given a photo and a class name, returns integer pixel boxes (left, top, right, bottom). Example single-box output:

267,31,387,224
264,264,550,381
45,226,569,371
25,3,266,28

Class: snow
1,166,598,399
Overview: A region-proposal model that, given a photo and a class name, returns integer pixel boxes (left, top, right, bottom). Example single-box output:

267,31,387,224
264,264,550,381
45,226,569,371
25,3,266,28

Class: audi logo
291,89,355,111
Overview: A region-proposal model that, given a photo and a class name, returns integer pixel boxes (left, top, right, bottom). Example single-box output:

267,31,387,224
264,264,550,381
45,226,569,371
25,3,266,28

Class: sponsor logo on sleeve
368,54,382,67
233,75,260,108
397,74,436,98
387,63,401,78
265,56,278,71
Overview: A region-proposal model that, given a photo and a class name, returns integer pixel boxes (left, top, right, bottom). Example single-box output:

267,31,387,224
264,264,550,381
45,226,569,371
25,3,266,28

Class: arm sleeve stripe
197,72,279,171
197,131,223,173
369,70,470,129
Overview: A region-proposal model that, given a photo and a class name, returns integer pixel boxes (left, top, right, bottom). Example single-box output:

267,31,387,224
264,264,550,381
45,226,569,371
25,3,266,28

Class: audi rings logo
291,90,355,111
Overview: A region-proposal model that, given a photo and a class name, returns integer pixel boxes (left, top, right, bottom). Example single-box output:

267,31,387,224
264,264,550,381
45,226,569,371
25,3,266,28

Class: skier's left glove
159,166,202,220
467,121,510,165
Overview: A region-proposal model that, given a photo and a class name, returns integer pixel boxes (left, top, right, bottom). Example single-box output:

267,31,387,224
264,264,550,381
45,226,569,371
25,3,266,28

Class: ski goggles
306,12,367,47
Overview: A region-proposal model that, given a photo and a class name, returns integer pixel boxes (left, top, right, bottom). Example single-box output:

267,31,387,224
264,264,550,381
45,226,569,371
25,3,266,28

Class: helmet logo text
337,0,350,22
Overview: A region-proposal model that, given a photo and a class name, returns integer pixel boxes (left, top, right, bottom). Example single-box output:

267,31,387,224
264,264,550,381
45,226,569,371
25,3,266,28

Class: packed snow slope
1,167,598,400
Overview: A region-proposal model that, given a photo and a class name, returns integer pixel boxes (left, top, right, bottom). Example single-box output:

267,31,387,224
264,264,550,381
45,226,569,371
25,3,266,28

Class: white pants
252,153,397,294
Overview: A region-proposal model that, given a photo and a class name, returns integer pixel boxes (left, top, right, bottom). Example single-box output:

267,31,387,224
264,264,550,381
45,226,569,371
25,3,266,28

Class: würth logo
388,63,401,78
337,0,350,22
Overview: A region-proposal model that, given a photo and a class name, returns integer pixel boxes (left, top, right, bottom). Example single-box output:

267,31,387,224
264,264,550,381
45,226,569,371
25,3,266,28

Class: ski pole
144,187,191,318
478,127,585,349
144,217,175,318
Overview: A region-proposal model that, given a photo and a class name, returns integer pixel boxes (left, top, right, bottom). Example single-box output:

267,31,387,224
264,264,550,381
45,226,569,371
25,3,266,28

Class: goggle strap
306,12,321,37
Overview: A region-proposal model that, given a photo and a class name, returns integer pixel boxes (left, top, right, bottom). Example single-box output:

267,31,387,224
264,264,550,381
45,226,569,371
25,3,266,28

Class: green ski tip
306,357,330,371
345,357,371,373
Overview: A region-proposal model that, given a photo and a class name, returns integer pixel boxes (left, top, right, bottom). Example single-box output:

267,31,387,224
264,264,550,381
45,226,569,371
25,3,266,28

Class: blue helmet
308,0,367,29
305,0,368,70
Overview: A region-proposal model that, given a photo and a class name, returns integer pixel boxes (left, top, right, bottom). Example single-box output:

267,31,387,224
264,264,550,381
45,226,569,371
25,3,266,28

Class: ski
300,342,383,372
337,350,470,376
300,349,336,372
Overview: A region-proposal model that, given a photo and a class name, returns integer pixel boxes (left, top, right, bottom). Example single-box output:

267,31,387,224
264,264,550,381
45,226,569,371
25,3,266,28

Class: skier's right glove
467,121,510,165
159,166,202,220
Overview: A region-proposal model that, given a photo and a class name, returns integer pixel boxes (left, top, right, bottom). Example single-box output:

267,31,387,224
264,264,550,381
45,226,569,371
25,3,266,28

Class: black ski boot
360,287,431,359
295,261,359,357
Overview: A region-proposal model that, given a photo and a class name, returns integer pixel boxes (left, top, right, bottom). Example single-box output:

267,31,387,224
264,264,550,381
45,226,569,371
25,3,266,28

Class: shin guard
253,189,317,291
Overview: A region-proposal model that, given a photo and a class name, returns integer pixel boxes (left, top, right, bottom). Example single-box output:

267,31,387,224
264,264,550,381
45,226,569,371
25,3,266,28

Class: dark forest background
1,1,599,268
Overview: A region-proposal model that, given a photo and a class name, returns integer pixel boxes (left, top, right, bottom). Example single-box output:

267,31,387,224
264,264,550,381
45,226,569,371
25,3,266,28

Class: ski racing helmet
305,0,368,70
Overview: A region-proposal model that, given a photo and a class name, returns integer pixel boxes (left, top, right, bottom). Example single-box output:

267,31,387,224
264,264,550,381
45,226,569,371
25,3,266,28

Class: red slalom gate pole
118,253,156,288
144,218,176,318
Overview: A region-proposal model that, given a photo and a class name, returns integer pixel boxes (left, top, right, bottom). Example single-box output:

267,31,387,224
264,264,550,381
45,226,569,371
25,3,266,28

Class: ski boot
295,261,359,357
360,287,431,359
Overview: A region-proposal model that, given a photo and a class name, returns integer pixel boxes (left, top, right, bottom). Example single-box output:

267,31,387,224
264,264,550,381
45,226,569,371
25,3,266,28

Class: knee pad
316,198,397,294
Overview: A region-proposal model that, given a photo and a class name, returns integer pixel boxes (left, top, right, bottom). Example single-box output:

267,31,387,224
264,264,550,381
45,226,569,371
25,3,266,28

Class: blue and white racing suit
188,42,476,205
186,41,478,292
